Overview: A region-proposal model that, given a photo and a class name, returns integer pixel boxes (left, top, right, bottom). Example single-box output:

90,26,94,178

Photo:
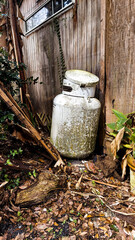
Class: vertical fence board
106,0,135,124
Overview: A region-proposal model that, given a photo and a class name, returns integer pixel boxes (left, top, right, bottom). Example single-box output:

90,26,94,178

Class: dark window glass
26,2,52,32
53,0,62,13
26,0,73,32
44,1,52,18
63,0,72,7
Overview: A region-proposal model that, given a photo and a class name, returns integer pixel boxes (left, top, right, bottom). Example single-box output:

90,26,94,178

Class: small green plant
62,219,66,225
107,109,135,177
107,109,135,155
28,169,37,178
110,223,119,232
5,148,23,166
29,224,33,231
0,47,40,97
0,169,20,189
0,47,41,137
17,211,21,217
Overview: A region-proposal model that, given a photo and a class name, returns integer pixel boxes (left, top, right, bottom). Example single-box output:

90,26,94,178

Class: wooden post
97,0,106,152
8,0,26,103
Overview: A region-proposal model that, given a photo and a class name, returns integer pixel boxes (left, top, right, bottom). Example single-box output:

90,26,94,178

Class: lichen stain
53,108,100,159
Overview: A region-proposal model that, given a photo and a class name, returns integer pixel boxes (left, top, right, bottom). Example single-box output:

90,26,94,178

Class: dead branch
15,171,60,206
0,159,32,171
83,177,121,189
0,83,64,165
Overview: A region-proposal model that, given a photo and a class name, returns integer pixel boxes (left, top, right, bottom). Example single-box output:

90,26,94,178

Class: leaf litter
0,138,135,239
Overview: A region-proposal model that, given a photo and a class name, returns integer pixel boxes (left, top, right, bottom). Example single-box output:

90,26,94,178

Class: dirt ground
0,136,135,240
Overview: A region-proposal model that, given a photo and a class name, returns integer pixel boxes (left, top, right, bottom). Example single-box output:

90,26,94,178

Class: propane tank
50,70,101,158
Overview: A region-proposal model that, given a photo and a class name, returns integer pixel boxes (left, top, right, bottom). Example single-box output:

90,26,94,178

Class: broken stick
0,83,64,165
15,171,60,206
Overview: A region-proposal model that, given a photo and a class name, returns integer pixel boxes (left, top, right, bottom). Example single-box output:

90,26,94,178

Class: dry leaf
88,221,94,230
54,157,65,167
54,222,58,226
15,233,24,240
121,157,127,179
68,181,71,189
116,127,125,150
75,174,83,189
0,233,8,240
19,180,31,190
111,127,125,159
80,231,87,236
0,181,8,189
0,18,6,27
61,237,71,240
77,203,82,212
85,161,97,173
36,224,48,230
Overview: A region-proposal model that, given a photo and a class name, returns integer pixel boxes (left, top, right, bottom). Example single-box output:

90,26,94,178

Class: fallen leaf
19,180,31,189
80,231,87,236
95,233,99,238
54,222,58,226
36,224,48,230
99,226,108,231
68,181,71,189
88,221,94,230
121,157,127,179
61,237,70,240
87,214,93,218
15,233,24,240
77,203,82,212
85,161,97,173
0,233,8,240
75,174,83,189
0,181,8,189
54,157,65,167
82,222,88,230
111,127,125,159
59,214,68,222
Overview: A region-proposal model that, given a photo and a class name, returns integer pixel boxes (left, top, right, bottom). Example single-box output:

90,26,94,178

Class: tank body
50,94,101,158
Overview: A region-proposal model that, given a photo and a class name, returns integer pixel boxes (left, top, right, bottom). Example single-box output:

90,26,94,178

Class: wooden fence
20,0,102,116
20,0,135,127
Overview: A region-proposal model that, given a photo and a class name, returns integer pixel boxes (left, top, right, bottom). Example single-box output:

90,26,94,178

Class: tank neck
62,79,96,98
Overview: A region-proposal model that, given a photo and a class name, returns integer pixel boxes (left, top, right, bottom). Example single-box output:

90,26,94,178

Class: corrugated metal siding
20,0,101,115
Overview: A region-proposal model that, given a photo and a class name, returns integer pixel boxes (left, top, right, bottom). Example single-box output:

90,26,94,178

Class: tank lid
65,70,99,87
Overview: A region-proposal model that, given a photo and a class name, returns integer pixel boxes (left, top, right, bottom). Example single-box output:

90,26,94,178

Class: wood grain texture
20,0,101,115
106,0,135,125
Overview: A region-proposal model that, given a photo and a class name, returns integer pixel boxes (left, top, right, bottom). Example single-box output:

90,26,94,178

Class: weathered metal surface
51,94,101,158
50,70,101,158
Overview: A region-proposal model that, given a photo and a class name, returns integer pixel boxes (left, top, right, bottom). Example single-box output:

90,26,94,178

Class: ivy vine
53,18,66,89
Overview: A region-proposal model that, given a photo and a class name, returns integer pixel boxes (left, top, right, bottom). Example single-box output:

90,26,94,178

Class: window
26,0,74,33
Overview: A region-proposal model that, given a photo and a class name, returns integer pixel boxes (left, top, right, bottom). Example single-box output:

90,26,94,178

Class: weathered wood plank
86,0,92,72
106,0,135,125
91,0,97,75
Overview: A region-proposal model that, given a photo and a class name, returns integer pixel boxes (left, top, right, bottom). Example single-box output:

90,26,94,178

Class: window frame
25,0,75,35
